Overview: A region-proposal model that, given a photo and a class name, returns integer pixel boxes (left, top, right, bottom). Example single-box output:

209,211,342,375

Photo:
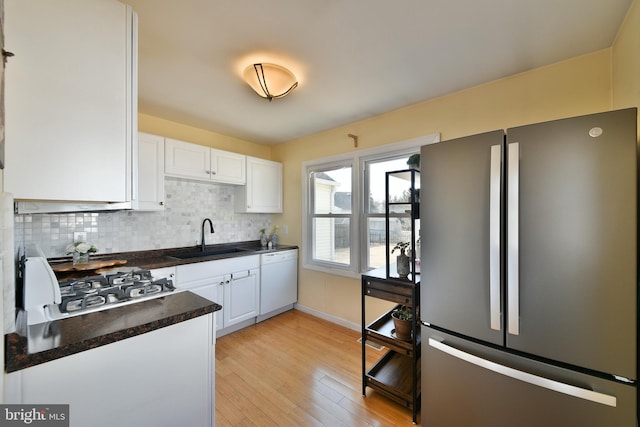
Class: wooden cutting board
52,259,128,272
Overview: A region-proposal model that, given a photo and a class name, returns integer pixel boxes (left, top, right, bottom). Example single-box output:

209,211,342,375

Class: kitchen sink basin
168,247,252,260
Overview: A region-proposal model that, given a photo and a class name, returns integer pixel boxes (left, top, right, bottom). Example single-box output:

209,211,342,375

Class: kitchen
1,0,640,426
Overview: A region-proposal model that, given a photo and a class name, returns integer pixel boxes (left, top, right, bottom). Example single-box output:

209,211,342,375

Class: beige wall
613,0,640,136
138,113,272,159
272,49,617,327
138,0,639,329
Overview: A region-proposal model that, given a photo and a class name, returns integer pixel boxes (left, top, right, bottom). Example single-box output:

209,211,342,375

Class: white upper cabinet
164,138,211,181
210,148,246,185
235,156,283,213
133,132,165,211
4,0,136,202
165,138,246,185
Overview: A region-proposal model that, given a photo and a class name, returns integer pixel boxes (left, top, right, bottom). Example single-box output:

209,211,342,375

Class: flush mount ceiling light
243,63,298,101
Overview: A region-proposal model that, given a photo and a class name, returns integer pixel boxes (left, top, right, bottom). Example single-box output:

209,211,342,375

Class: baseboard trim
294,303,360,332
256,305,294,323
217,318,256,337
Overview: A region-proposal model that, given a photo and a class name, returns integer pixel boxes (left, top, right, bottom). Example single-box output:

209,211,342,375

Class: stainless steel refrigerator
419,108,637,426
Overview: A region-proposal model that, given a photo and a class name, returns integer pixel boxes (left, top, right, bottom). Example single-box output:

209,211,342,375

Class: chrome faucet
201,218,214,252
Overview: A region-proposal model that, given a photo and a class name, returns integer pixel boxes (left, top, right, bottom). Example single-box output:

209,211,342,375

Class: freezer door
506,108,637,380
420,130,504,345
422,327,637,427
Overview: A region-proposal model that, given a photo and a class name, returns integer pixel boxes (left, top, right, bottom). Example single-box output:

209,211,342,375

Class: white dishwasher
258,249,298,321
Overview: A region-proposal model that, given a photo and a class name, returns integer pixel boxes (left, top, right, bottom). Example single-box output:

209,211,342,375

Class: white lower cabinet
223,268,259,328
183,273,227,333
149,266,176,280
5,315,215,427
176,255,260,335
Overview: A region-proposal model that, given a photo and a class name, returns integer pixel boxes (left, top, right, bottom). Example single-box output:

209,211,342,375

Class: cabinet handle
206,170,211,174
212,171,216,175
159,201,164,206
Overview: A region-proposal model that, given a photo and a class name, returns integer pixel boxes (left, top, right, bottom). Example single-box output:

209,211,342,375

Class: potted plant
66,241,98,266
407,153,420,170
392,241,411,278
391,305,414,341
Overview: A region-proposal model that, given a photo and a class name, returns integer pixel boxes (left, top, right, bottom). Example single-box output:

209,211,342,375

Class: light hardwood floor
216,309,420,426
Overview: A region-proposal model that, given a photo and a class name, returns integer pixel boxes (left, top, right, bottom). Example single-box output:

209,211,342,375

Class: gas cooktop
46,269,176,320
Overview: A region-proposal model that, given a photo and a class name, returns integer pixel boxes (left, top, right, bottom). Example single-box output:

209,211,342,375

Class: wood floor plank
216,310,419,426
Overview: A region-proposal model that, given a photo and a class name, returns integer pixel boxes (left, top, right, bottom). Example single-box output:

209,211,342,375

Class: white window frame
307,159,356,272
302,133,440,278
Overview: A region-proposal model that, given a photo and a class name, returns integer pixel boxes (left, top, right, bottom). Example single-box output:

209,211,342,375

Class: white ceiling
121,0,633,145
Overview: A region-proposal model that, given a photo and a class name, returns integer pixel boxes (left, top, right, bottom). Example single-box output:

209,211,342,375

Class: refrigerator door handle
489,144,502,331
428,338,617,407
507,142,520,335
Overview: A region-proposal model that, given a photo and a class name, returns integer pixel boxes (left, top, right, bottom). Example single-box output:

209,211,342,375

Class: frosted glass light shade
243,63,298,101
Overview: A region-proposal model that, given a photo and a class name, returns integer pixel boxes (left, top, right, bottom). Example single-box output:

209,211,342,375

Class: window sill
302,262,362,280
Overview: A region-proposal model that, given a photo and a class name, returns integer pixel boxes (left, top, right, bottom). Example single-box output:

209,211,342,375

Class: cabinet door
149,266,175,282
4,0,134,202
188,275,227,332
11,316,214,427
211,149,246,185
134,132,165,211
224,269,259,327
235,157,283,213
165,138,211,180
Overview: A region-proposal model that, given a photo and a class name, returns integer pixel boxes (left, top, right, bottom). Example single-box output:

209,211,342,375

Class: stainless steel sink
168,247,252,260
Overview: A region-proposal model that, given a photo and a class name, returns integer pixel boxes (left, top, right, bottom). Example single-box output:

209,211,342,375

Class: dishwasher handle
261,250,298,265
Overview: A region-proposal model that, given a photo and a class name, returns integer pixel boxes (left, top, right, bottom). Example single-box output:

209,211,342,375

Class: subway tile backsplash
14,177,272,258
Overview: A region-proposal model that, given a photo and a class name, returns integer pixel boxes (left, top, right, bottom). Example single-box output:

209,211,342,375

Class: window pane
388,217,418,252
388,170,420,204
366,216,419,270
312,166,352,214
364,155,418,270
366,157,413,213
367,217,387,269
312,218,350,265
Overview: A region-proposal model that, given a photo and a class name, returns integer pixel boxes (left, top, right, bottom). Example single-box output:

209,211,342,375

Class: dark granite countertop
5,241,296,372
5,291,222,372
49,240,299,276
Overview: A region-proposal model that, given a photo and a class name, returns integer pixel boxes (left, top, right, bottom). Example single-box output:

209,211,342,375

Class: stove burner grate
56,270,174,314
